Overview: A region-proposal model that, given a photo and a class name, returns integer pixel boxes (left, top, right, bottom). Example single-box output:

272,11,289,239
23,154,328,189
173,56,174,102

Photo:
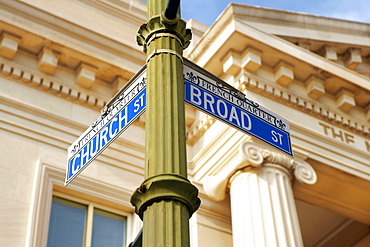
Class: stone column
203,141,317,247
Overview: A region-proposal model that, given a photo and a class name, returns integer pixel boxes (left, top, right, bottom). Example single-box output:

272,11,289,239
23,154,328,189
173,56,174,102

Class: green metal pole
131,0,200,246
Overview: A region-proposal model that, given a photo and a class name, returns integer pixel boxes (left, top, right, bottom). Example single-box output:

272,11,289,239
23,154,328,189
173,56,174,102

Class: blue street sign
66,60,293,186
183,60,293,156
65,67,147,185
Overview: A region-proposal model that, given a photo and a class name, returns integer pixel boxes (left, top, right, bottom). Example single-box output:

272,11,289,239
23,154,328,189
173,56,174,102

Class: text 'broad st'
183,61,292,156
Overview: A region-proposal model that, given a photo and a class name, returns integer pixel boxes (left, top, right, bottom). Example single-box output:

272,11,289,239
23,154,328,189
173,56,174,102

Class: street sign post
65,66,147,186
183,59,293,156
66,60,293,185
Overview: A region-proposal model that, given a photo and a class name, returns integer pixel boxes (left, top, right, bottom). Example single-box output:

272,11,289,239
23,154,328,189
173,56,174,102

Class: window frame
27,162,142,247
48,194,128,247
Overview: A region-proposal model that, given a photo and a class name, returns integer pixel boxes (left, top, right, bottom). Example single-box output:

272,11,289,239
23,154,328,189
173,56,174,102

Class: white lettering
80,145,90,167
204,92,215,113
229,106,240,126
241,111,252,130
89,134,100,157
190,85,202,105
100,127,109,149
271,130,283,145
134,93,145,112
118,107,128,130
216,99,228,118
71,154,80,175
109,117,118,138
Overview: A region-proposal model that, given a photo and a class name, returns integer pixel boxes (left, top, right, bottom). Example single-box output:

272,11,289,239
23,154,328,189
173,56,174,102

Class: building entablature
0,0,204,130
231,4,370,47
187,4,370,122
0,0,147,104
185,4,370,158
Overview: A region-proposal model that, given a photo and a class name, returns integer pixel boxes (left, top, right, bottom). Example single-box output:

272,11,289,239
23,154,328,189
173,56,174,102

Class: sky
142,0,370,26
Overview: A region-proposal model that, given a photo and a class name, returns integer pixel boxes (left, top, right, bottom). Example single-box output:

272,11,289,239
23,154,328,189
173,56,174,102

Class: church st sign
65,66,146,185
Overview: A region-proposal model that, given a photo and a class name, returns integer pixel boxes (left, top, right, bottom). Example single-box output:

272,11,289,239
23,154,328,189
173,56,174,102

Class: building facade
0,0,369,246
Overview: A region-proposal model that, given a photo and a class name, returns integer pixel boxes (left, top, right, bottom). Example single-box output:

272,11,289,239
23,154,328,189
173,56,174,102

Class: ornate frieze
0,59,106,110
186,66,370,146
240,71,370,129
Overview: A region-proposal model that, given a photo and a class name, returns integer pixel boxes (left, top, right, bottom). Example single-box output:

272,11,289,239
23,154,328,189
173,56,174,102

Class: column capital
241,141,293,170
203,140,317,201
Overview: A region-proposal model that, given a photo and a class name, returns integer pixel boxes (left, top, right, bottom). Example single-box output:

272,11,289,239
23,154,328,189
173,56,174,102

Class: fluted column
203,141,317,247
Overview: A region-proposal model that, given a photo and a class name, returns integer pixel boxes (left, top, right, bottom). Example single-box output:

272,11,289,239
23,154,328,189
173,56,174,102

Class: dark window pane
47,197,86,247
91,209,126,247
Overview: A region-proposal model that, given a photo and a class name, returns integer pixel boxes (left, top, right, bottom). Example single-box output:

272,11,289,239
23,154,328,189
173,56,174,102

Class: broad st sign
183,60,293,156
65,66,146,185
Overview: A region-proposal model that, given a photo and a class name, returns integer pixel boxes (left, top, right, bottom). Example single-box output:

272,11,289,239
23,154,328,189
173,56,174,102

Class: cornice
186,114,215,145
231,3,370,36
237,70,370,137
83,0,147,23
0,57,108,110
186,67,370,150
0,0,146,73
187,10,370,111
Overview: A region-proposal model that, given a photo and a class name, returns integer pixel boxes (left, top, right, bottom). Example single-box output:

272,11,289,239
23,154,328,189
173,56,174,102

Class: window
47,196,126,247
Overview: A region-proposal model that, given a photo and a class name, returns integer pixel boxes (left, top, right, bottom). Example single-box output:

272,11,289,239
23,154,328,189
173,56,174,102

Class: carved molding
237,71,370,134
319,45,338,61
0,59,107,110
274,60,295,87
0,31,21,60
38,47,60,74
240,142,293,170
186,114,216,145
336,89,356,113
293,159,317,185
186,67,370,146
345,48,362,69
76,62,98,88
203,140,317,201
